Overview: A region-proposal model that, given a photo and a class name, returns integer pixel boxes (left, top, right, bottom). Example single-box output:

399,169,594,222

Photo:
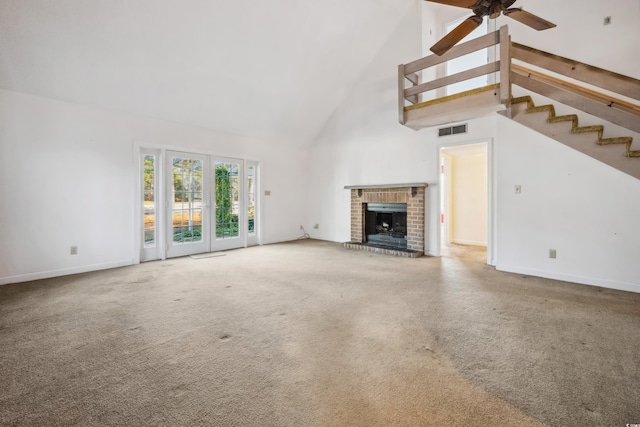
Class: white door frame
436,138,496,266
134,144,261,261
440,153,453,247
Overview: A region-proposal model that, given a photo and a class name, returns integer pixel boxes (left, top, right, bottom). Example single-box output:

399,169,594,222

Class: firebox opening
365,203,407,249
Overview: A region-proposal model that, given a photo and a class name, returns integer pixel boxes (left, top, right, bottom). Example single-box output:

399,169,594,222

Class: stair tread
599,137,633,146
574,125,604,133
549,115,578,123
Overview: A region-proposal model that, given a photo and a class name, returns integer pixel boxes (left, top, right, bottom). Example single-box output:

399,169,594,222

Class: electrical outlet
314,224,319,229
70,246,78,255
604,16,611,25
514,185,522,194
549,249,556,259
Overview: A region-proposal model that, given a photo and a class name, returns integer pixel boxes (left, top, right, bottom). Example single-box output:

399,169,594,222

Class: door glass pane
215,161,239,239
143,154,156,248
172,157,203,243
247,165,255,235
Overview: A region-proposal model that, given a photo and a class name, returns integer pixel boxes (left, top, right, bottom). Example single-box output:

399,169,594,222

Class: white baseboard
0,260,134,286
496,264,640,294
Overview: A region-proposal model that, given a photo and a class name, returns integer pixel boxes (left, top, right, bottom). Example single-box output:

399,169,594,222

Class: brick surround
345,184,427,257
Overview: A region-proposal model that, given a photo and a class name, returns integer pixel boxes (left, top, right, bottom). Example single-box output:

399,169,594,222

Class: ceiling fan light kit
426,0,556,55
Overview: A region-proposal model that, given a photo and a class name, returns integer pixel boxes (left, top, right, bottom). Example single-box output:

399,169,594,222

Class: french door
211,157,245,251
163,151,251,258
139,149,257,260
166,151,210,258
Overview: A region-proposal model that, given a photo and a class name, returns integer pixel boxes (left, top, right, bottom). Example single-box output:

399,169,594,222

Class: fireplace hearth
344,183,427,257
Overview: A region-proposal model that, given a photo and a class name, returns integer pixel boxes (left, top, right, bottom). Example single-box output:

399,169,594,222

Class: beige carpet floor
1,239,639,426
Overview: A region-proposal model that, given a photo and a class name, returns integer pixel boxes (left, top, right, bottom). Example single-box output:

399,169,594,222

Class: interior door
166,151,210,257
212,157,245,251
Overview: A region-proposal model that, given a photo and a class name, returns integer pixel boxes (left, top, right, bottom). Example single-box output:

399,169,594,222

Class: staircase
509,95,639,179
398,25,640,179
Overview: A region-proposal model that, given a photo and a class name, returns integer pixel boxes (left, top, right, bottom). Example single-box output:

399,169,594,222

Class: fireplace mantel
344,183,428,190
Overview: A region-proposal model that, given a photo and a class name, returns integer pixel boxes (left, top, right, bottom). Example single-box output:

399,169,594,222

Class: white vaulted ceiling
0,0,415,145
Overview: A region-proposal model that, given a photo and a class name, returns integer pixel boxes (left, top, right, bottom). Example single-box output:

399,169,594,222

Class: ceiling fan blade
430,15,483,56
424,0,479,9
503,8,557,30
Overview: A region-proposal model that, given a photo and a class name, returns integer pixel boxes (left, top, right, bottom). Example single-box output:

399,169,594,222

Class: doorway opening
439,142,489,262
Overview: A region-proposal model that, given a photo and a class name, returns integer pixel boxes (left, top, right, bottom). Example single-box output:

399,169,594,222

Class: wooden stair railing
510,42,640,134
398,25,640,173
398,25,511,125
510,42,640,101
398,26,640,135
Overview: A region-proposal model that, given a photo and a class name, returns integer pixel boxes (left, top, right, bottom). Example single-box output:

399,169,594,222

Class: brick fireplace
344,183,427,257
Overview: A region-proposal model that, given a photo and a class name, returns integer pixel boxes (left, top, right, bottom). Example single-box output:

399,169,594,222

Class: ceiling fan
426,0,556,56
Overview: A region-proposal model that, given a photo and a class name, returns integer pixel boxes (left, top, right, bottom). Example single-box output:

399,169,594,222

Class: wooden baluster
398,64,407,124
499,25,512,118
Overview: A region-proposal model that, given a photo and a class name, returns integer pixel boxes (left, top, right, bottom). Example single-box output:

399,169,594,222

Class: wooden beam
404,87,502,130
513,64,640,114
405,73,420,85
398,64,406,124
405,94,420,104
404,72,423,105
512,67,640,133
499,26,511,115
512,42,640,101
404,30,500,74
405,62,500,98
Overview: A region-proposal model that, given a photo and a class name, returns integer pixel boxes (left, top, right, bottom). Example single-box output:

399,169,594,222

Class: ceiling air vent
438,124,468,137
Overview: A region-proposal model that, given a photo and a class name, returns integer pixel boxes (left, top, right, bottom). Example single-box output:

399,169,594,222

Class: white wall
307,3,499,256
497,0,640,79
308,0,640,292
450,153,488,246
0,89,310,285
496,115,640,293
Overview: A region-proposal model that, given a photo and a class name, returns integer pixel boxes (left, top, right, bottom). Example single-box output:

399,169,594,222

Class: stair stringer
509,95,640,180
